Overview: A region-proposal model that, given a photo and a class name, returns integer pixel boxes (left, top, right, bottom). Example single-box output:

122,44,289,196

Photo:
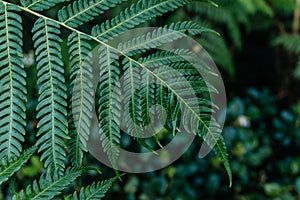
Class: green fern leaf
121,58,144,137
118,21,212,55
67,32,93,167
58,0,127,28
0,2,27,160
199,121,232,186
21,0,69,11
121,58,164,151
199,33,235,76
188,1,243,49
139,57,232,183
139,49,194,66
65,177,117,200
98,46,121,168
13,167,85,200
33,18,69,175
92,0,192,41
272,34,300,54
272,34,300,80
0,146,36,185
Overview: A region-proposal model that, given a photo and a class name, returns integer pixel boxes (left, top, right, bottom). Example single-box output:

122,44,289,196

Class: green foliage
0,2,26,160
273,35,300,55
98,46,121,168
33,17,69,176
65,177,117,200
92,0,192,41
118,21,213,55
0,147,36,185
273,34,300,78
184,1,242,76
58,0,126,28
0,0,232,198
67,32,93,167
13,167,85,200
21,0,70,11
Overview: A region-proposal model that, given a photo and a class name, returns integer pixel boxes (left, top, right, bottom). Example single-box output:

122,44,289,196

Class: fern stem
62,0,105,24
4,2,13,159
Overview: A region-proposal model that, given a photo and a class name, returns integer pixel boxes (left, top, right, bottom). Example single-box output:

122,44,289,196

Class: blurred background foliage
1,0,300,199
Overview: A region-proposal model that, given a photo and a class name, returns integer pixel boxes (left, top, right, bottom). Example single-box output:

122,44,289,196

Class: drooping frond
58,0,127,28
138,57,232,183
0,146,36,185
200,122,232,187
121,58,163,151
214,137,232,187
21,0,69,11
118,21,212,55
13,167,85,200
65,177,117,200
68,32,93,167
121,58,143,137
0,2,27,160
92,0,192,41
139,49,194,66
138,50,192,135
33,18,69,175
139,50,216,92
98,45,121,168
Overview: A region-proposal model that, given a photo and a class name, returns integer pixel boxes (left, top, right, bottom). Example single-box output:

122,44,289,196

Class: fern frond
121,58,144,137
98,46,121,168
68,32,93,167
237,0,273,16
33,18,69,175
21,0,69,11
188,1,242,49
199,33,235,76
139,49,194,66
0,0,232,187
0,146,36,185
138,50,193,135
0,2,27,160
139,58,231,183
118,21,212,55
140,50,217,92
13,167,85,200
65,177,117,200
202,130,232,187
272,34,300,54
139,70,156,129
58,0,127,28
92,0,191,41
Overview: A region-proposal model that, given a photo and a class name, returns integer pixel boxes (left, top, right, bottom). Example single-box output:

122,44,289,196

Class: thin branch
293,0,300,35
